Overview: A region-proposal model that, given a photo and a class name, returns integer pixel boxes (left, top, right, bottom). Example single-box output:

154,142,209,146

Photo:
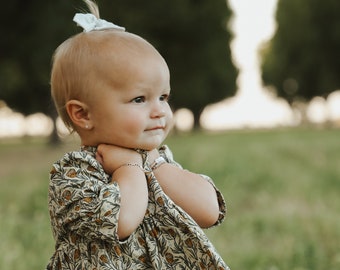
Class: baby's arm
96,144,148,240
149,149,220,228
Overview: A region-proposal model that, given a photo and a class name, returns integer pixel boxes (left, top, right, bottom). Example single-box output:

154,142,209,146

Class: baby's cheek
166,113,174,130
124,118,144,134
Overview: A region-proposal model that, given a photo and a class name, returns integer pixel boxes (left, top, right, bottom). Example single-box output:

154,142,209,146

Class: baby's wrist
114,163,146,174
150,156,167,171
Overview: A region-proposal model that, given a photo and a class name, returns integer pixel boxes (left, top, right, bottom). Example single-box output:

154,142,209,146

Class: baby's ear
66,100,93,130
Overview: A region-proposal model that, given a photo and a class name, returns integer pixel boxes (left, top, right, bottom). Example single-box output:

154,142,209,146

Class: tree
0,0,80,142
261,0,340,104
0,0,237,136
109,0,238,127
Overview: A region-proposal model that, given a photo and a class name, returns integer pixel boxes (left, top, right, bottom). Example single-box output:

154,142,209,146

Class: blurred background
0,0,340,269
2,0,340,139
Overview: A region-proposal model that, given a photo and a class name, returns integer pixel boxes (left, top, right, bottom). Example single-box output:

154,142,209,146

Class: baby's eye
131,96,146,103
160,94,170,102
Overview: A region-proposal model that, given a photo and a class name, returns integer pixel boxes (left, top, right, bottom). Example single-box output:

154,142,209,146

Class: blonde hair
83,0,100,18
50,0,156,131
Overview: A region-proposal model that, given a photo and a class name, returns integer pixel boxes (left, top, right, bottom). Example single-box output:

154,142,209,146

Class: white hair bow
73,13,125,32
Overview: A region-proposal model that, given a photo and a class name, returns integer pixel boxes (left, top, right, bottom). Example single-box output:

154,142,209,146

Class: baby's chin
131,142,163,152
133,144,161,152
100,137,164,152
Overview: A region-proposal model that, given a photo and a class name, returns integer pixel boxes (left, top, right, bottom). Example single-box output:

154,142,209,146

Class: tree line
1,0,340,141
261,0,340,104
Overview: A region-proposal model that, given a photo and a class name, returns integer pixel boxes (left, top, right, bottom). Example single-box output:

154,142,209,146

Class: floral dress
46,145,229,270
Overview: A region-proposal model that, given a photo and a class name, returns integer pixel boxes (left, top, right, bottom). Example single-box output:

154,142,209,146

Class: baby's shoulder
51,149,106,179
55,149,96,167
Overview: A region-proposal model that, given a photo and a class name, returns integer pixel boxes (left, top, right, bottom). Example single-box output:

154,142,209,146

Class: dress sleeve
49,151,120,243
158,145,227,227
198,174,226,227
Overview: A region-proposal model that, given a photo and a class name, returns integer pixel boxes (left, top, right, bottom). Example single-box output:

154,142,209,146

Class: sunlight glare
25,113,54,136
306,97,328,124
56,117,70,137
326,90,340,124
174,108,194,131
0,105,25,137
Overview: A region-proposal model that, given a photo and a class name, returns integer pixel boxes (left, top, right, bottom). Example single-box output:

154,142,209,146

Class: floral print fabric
46,145,229,269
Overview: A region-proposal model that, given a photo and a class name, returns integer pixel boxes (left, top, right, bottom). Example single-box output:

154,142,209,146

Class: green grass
1,128,340,269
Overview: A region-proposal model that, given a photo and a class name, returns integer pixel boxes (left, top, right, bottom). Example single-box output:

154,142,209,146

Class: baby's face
88,47,173,150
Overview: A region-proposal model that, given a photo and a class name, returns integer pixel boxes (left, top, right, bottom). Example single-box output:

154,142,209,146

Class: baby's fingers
96,144,111,164
95,150,103,164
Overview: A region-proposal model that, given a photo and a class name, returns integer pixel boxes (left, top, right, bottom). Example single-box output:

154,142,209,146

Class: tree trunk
48,108,61,146
192,108,202,130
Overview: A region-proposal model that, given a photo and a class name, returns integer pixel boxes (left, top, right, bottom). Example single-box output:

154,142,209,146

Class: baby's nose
150,101,165,118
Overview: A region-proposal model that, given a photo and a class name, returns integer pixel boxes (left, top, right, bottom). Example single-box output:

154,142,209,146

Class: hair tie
73,13,125,32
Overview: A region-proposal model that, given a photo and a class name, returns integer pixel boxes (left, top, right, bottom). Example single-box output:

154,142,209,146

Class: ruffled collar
80,145,97,157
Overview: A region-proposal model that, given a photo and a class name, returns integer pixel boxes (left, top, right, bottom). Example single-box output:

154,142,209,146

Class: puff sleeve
158,145,226,226
48,151,121,243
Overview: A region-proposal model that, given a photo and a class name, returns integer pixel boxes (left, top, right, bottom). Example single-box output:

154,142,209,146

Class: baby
47,0,229,269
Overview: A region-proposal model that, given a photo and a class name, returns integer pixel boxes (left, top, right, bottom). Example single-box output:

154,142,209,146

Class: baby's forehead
83,31,164,69
79,30,156,56
75,31,166,83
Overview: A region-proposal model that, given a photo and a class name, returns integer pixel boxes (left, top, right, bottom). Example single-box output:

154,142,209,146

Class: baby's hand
96,144,142,175
148,148,161,165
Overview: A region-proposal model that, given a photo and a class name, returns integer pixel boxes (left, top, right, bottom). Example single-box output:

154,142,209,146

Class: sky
199,0,298,130
229,0,278,76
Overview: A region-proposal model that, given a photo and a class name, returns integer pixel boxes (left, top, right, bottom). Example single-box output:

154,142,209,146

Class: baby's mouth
146,120,166,131
145,126,165,131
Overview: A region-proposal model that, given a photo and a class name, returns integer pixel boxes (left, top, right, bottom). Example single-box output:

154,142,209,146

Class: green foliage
106,0,238,122
0,0,237,126
0,0,79,115
1,129,340,269
261,0,340,103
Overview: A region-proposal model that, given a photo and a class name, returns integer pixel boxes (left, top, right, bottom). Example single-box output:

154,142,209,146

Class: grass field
0,128,339,269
